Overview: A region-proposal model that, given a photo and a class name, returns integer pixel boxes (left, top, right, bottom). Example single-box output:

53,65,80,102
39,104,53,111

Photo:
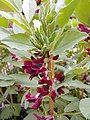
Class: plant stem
59,112,81,116
48,54,55,116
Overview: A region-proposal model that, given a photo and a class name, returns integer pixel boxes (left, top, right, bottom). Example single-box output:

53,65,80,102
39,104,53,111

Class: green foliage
75,0,90,26
0,0,90,120
79,98,90,119
56,0,79,27
0,104,21,120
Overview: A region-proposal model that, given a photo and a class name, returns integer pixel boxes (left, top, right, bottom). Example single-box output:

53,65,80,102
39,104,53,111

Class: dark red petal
57,87,64,95
51,90,57,101
78,24,90,33
86,48,90,55
86,48,90,51
25,93,36,102
53,55,59,60
24,61,32,66
37,86,49,96
32,97,42,109
35,0,41,5
55,72,64,82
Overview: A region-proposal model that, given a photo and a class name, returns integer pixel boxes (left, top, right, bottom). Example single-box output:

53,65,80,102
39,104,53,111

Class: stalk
48,54,55,116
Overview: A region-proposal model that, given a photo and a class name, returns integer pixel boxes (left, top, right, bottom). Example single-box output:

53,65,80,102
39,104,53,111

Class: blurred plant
0,0,90,120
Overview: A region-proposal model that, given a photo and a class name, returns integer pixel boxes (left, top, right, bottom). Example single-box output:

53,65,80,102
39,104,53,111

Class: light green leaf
24,99,29,109
79,98,90,119
24,111,36,120
21,77,41,88
52,29,87,54
22,0,36,23
0,17,8,27
7,86,18,94
75,0,90,27
56,80,90,90
0,27,12,40
64,101,79,112
0,0,18,12
1,41,31,50
70,115,85,120
13,23,25,34
56,0,79,27
57,116,69,120
1,33,34,50
0,11,27,31
0,80,15,87
0,74,12,80
7,0,22,12
61,95,79,101
10,74,41,88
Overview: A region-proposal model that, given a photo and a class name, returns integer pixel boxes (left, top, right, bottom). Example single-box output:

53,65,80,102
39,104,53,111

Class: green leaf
79,98,90,119
0,27,12,40
0,106,13,120
72,67,87,75
10,74,41,88
0,104,21,120
0,17,8,27
64,101,79,112
21,77,41,88
0,11,27,31
24,111,36,120
0,74,12,80
7,86,18,94
1,33,34,50
52,29,87,54
61,95,79,102
56,80,90,90
75,0,90,27
56,0,79,27
0,80,15,87
70,115,85,120
57,116,69,120
22,0,36,23
7,0,22,12
0,0,18,12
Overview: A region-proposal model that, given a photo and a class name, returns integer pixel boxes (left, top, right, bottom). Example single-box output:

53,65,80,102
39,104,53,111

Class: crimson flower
25,93,37,102
35,9,40,13
86,48,90,55
37,85,49,96
57,86,64,95
31,97,42,109
55,71,65,82
51,90,57,101
38,76,52,86
22,56,46,79
78,24,90,33
53,55,59,60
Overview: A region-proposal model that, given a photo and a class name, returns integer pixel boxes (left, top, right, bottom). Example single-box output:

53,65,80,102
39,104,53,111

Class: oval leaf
22,0,36,23
79,98,90,119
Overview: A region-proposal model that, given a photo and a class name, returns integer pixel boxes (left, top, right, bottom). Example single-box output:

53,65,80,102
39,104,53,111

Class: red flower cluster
23,53,65,111
78,24,90,33
25,93,42,109
22,56,46,79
